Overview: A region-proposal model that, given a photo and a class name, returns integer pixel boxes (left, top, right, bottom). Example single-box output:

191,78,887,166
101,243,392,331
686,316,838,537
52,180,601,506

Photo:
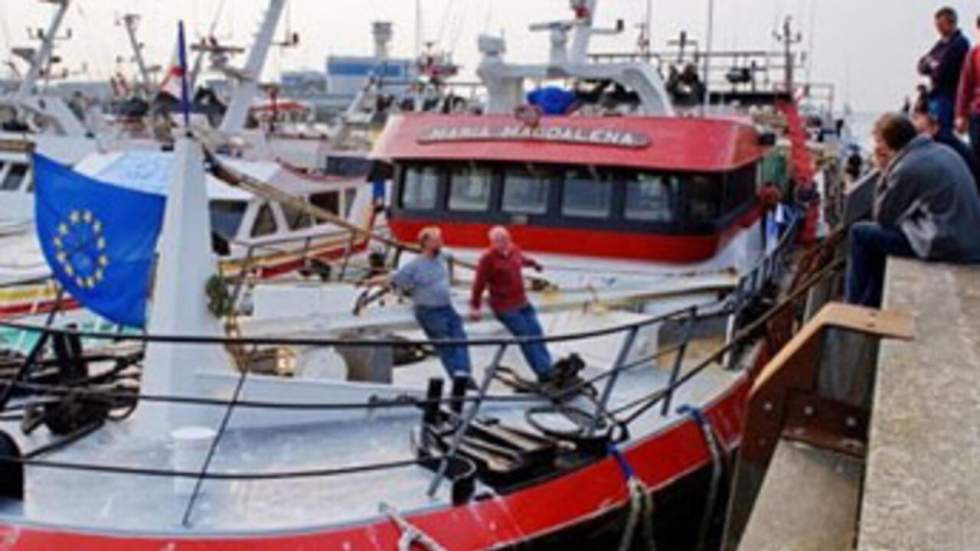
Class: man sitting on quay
845,113,980,307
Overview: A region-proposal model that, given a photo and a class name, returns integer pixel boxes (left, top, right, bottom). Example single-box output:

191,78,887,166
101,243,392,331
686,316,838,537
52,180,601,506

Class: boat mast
701,0,714,113
773,16,801,97
415,0,423,55
569,0,598,64
218,0,288,135
119,13,154,94
645,0,652,59
17,0,70,97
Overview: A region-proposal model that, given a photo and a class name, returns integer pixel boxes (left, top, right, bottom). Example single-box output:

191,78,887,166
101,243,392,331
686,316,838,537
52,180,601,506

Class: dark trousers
845,222,916,308
930,95,955,136
414,305,471,378
496,304,553,380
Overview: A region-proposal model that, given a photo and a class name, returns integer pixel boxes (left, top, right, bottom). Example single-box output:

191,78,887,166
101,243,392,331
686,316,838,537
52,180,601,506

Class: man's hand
359,275,390,289
955,116,968,135
469,308,482,322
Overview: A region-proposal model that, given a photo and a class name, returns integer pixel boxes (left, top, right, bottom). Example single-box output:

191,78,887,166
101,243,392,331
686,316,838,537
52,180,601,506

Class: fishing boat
0,1,853,549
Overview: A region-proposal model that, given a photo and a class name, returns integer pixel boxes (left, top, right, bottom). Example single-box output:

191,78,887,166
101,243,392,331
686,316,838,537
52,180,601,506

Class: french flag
158,21,191,126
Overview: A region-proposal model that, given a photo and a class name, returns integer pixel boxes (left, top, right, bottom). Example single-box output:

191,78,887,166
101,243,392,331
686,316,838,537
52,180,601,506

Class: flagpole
178,21,191,129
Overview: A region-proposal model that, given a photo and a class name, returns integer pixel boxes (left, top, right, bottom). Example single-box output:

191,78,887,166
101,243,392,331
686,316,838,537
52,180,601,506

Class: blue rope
677,404,708,427
607,442,636,481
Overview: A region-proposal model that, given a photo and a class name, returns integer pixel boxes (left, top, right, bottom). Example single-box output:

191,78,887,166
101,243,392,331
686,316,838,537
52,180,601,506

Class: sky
2,0,979,113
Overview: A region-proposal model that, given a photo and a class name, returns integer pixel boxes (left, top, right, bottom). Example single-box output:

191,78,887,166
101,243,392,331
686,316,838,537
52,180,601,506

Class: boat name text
417,125,651,148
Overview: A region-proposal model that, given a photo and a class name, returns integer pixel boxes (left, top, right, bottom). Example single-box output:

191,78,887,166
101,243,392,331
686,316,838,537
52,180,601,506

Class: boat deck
0,333,739,535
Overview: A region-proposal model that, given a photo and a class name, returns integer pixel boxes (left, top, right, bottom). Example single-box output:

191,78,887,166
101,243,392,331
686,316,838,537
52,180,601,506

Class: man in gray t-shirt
367,227,471,378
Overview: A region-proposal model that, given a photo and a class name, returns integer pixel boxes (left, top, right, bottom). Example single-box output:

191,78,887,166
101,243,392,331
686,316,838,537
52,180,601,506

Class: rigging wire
0,1,13,64
435,0,457,48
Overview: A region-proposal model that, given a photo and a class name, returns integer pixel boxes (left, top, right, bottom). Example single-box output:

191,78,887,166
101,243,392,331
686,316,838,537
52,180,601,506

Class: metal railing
0,214,812,525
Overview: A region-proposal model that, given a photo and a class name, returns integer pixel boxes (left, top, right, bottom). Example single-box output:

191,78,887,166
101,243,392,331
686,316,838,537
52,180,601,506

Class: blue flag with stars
34,154,165,328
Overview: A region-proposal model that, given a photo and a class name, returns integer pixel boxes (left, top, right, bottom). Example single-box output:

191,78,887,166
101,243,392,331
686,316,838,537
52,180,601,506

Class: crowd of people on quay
846,7,980,307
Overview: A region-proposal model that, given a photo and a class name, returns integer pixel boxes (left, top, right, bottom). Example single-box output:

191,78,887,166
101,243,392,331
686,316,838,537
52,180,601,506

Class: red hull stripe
390,207,761,264
0,377,749,550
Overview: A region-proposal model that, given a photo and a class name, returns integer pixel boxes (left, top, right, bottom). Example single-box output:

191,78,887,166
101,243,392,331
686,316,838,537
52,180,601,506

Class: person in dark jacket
912,96,980,188
845,113,980,307
918,7,971,135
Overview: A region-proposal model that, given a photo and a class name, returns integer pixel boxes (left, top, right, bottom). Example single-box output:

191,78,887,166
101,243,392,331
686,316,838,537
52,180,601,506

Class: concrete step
739,440,862,551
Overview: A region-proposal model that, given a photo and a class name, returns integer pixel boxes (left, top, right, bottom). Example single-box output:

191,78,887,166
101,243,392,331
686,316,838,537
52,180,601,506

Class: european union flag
33,154,165,328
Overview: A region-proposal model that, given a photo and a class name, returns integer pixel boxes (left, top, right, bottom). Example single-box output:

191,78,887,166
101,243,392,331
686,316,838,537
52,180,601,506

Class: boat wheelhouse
375,113,771,266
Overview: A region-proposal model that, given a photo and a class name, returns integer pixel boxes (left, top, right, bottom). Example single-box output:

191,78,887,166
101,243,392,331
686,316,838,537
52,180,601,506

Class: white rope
617,476,647,551
379,502,448,551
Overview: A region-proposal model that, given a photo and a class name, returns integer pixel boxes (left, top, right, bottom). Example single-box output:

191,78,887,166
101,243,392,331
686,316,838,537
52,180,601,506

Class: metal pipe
591,325,639,435
701,0,715,115
661,307,696,416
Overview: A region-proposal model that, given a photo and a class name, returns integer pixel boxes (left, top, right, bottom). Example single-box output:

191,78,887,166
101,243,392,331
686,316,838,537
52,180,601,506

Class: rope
678,404,723,551
0,298,719,349
4,380,539,413
1,454,438,481
380,502,449,551
609,443,657,551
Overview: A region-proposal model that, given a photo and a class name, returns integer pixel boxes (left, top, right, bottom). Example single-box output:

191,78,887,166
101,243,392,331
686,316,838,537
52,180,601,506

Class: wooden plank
752,303,912,396
739,440,862,551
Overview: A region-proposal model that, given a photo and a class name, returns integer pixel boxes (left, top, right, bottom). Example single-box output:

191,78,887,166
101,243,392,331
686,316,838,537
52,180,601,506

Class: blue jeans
929,95,955,137
496,304,553,380
414,305,471,378
845,222,916,308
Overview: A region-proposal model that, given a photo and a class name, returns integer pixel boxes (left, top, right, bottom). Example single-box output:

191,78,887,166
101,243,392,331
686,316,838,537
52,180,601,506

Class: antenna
772,15,802,95
116,13,154,93
18,0,71,97
702,0,715,113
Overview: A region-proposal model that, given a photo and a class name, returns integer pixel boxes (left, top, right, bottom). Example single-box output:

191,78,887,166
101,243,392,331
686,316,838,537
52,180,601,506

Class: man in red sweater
956,15,980,167
470,226,553,382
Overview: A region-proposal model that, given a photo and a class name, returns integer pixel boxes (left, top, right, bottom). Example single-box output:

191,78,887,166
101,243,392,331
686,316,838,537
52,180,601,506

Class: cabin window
282,202,314,231
325,156,373,177
250,202,278,237
624,174,677,222
310,191,340,220
723,164,757,213
1,164,27,191
448,166,493,212
686,175,722,221
561,168,612,218
401,165,440,209
502,166,551,215
209,200,248,239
